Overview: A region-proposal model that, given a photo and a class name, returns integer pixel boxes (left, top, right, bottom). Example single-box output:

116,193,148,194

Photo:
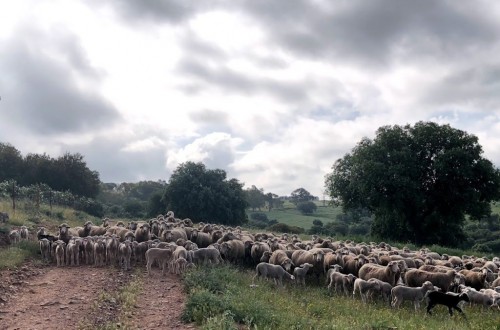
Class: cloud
167,132,243,175
0,26,120,136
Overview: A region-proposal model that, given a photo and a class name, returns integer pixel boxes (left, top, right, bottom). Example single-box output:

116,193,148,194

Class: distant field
248,200,343,230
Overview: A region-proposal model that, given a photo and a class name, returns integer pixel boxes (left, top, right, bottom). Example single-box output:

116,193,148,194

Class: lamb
253,262,295,286
54,240,66,267
105,235,120,265
391,281,435,310
367,278,393,304
37,227,49,240
133,241,150,265
353,278,381,303
66,238,81,266
328,271,357,296
174,257,189,274
39,238,51,262
187,247,223,265
118,241,132,271
82,237,94,265
425,291,469,316
146,247,175,276
9,230,20,244
479,288,500,307
171,246,188,273
358,261,400,286
19,226,29,240
93,238,106,267
461,287,496,309
405,269,459,292
293,263,313,286
291,249,325,282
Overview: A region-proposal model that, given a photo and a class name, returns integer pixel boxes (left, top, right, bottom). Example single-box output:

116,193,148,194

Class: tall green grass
182,265,500,330
0,240,40,269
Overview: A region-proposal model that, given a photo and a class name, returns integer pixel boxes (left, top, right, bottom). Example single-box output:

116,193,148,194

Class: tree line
0,143,100,198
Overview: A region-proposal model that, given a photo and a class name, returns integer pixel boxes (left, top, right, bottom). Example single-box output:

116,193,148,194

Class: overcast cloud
1,0,500,197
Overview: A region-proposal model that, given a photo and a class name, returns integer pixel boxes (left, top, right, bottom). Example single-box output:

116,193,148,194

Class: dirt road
0,263,194,330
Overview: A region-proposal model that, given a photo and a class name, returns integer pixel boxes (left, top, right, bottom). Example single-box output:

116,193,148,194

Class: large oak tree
325,122,500,246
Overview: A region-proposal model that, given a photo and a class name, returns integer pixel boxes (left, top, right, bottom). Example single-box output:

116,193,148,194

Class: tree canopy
162,162,248,225
325,121,500,246
290,187,315,205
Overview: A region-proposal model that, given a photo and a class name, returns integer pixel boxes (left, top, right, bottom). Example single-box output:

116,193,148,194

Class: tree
162,162,248,225
297,201,317,215
265,192,280,211
245,185,265,211
0,143,23,182
325,121,500,246
52,153,100,198
290,188,314,205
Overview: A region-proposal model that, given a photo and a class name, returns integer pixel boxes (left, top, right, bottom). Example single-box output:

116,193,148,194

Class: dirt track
0,262,194,330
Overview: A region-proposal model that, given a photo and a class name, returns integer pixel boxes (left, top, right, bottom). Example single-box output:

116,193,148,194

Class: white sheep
293,263,313,286
353,278,381,303
146,247,175,276
253,262,295,286
39,238,51,262
461,287,495,309
9,230,20,244
54,241,66,267
118,241,132,271
19,226,29,241
93,238,106,267
391,281,435,310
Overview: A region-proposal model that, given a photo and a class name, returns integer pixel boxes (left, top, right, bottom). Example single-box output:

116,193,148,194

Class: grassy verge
182,265,500,330
0,240,40,269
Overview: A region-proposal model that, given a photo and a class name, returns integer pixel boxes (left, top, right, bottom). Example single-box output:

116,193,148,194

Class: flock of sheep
8,211,500,315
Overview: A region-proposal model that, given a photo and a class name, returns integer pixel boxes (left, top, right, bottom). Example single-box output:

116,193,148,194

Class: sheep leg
426,303,435,315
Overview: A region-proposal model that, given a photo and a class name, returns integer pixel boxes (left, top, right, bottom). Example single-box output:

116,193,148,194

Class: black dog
426,291,469,316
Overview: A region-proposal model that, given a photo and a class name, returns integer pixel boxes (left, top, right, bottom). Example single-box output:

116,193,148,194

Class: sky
1,0,500,198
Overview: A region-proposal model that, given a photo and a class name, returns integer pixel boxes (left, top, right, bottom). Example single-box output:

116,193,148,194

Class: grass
250,201,342,230
182,265,500,330
0,240,40,269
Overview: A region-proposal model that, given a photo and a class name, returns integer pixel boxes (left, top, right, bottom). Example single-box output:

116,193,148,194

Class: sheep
37,227,48,240
190,229,212,248
134,223,151,243
459,269,490,291
171,246,188,273
187,247,223,265
291,249,325,282
220,240,245,263
174,257,189,274
479,288,500,306
492,277,500,288
69,221,92,237
358,261,400,286
57,223,72,244
461,287,496,309
105,235,120,265
269,250,294,272
419,264,454,273
54,240,66,267
293,263,313,286
342,254,368,277
328,271,357,296
251,242,271,264
19,226,29,241
89,223,108,236
367,278,393,304
405,269,459,292
146,247,175,276
161,228,188,243
426,291,470,316
133,241,150,265
93,238,106,267
253,262,295,286
391,281,435,310
118,241,133,271
66,238,80,266
353,278,381,303
0,211,9,223
39,238,51,262
9,230,20,244
82,237,94,265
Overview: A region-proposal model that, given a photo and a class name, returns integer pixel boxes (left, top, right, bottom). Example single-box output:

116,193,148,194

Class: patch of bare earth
129,269,195,330
0,262,195,330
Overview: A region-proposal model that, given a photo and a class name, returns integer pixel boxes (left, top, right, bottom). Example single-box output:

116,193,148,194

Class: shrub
267,223,305,234
250,212,268,222
297,201,317,215
182,289,230,325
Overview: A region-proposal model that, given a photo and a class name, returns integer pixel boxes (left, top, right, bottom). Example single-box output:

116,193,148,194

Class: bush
297,201,317,215
250,212,269,222
267,223,304,234
182,289,230,325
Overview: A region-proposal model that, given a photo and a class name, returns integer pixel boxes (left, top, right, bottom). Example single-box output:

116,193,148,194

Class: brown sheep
269,250,294,272
251,242,271,264
220,240,245,263
191,229,212,248
405,269,458,292
291,249,325,282
57,223,72,244
459,268,490,291
135,223,151,243
342,254,368,277
358,261,400,286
